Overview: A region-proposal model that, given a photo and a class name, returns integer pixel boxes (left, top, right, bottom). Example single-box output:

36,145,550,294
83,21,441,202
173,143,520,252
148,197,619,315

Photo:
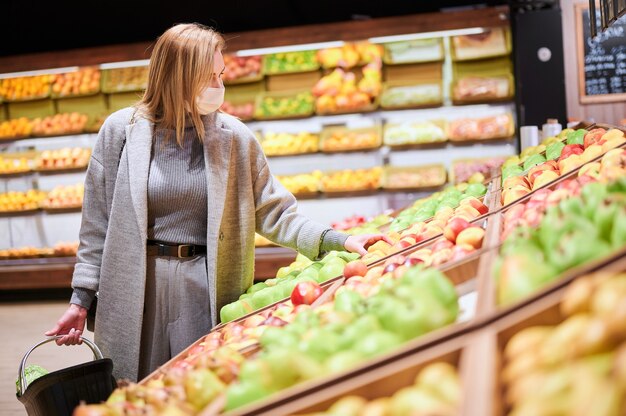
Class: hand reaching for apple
344,234,394,256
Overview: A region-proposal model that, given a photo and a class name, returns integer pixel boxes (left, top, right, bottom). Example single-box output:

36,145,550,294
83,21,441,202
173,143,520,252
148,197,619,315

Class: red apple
450,244,474,262
527,163,557,186
443,217,471,243
404,257,424,267
502,175,531,190
459,196,489,215
290,281,323,306
503,204,525,224
431,248,453,266
532,170,560,190
383,262,401,274
392,240,412,251
261,316,289,327
242,314,266,328
559,144,584,161
343,260,368,278
584,128,607,148
431,237,455,252
456,226,485,249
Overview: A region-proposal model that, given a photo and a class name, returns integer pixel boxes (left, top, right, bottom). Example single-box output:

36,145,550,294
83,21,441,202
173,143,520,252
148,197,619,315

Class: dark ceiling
0,0,507,57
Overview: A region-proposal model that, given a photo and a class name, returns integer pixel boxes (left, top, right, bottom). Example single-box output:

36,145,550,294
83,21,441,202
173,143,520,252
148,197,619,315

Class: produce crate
7,99,55,119
451,57,514,105
320,167,382,193
263,51,320,75
223,54,264,85
0,75,52,102
260,131,320,157
382,164,447,191
447,113,514,143
450,156,508,184
383,61,443,84
450,27,512,62
241,336,468,416
317,42,383,69
50,67,101,98
319,125,382,153
254,90,315,120
101,65,149,93
469,254,626,416
223,81,264,121
56,93,108,133
380,79,443,110
383,119,447,148
107,91,143,113
266,70,321,92
382,38,444,65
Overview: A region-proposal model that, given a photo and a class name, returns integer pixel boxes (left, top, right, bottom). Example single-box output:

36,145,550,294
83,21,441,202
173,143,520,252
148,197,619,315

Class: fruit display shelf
466,254,626,416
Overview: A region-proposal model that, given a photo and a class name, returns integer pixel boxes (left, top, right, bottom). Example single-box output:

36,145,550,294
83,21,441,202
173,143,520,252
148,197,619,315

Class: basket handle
17,336,104,395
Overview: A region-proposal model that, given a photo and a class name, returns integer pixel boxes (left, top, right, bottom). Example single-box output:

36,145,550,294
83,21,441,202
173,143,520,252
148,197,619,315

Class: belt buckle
177,245,193,258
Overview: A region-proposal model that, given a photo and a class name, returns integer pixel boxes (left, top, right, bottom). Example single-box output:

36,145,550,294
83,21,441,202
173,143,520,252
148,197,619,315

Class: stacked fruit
36,147,91,170
0,190,46,212
0,118,32,140
383,165,447,189
261,132,319,156
313,63,382,114
40,183,84,209
331,214,367,231
255,92,314,119
452,156,506,184
383,121,447,146
220,101,254,120
77,264,458,414
102,66,149,92
321,167,382,192
0,246,51,259
52,241,79,257
496,178,626,305
447,114,512,141
276,171,321,195
362,198,487,265
51,67,100,97
0,75,52,101
221,251,360,323
500,128,626,205
317,42,382,69
31,113,88,136
339,214,392,235
321,129,380,152
223,55,262,82
0,155,31,174
306,362,460,415
264,51,318,74
224,266,458,411
390,182,487,232
502,272,626,414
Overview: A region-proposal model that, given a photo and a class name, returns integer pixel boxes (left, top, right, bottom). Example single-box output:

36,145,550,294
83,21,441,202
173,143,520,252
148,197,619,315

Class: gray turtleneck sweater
147,127,207,245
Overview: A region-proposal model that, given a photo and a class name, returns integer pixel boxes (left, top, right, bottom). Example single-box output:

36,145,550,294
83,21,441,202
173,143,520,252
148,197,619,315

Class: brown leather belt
147,240,207,258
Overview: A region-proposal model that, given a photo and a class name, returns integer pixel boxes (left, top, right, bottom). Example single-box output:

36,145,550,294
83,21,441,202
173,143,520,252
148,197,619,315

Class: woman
46,23,390,382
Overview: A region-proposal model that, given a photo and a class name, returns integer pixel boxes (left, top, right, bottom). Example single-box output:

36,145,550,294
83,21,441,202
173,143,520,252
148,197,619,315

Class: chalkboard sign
575,3,626,103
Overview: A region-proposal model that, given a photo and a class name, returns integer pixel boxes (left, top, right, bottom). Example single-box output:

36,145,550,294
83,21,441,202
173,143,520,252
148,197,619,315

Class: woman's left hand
344,234,394,256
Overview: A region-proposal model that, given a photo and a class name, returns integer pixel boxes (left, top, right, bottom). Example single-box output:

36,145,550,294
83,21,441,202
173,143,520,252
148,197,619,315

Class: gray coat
71,107,345,381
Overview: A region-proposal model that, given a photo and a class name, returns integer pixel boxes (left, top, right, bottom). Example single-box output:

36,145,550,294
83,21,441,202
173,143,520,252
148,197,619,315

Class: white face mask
196,83,225,115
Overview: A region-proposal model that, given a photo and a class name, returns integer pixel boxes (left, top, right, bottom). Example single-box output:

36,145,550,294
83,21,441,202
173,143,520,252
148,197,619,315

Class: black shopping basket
16,336,116,416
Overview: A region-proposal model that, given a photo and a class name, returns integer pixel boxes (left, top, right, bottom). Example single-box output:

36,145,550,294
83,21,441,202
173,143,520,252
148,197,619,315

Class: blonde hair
138,23,225,145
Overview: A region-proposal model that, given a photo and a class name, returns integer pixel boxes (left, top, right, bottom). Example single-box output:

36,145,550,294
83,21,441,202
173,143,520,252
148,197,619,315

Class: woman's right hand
45,304,88,346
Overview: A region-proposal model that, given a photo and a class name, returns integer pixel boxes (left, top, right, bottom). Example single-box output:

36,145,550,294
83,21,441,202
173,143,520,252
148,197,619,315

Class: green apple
245,282,268,295
523,154,547,172
546,142,565,160
327,396,367,416
498,252,558,305
547,230,610,272
610,205,626,248
334,290,366,315
465,182,487,197
502,165,524,181
318,259,346,283
183,368,225,411
260,327,299,351
224,381,273,411
566,129,586,145
325,350,365,374
400,267,458,311
354,330,402,358
299,328,342,361
220,301,247,323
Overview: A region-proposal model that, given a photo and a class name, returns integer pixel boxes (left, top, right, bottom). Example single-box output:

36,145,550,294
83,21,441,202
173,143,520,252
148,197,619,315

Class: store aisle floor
0,301,94,416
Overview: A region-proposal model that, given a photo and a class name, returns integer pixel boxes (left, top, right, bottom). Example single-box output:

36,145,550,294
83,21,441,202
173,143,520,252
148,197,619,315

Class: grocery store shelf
0,247,298,293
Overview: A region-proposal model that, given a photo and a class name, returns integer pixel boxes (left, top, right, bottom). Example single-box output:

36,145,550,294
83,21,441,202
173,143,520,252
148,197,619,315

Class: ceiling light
235,41,345,56
368,27,487,43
